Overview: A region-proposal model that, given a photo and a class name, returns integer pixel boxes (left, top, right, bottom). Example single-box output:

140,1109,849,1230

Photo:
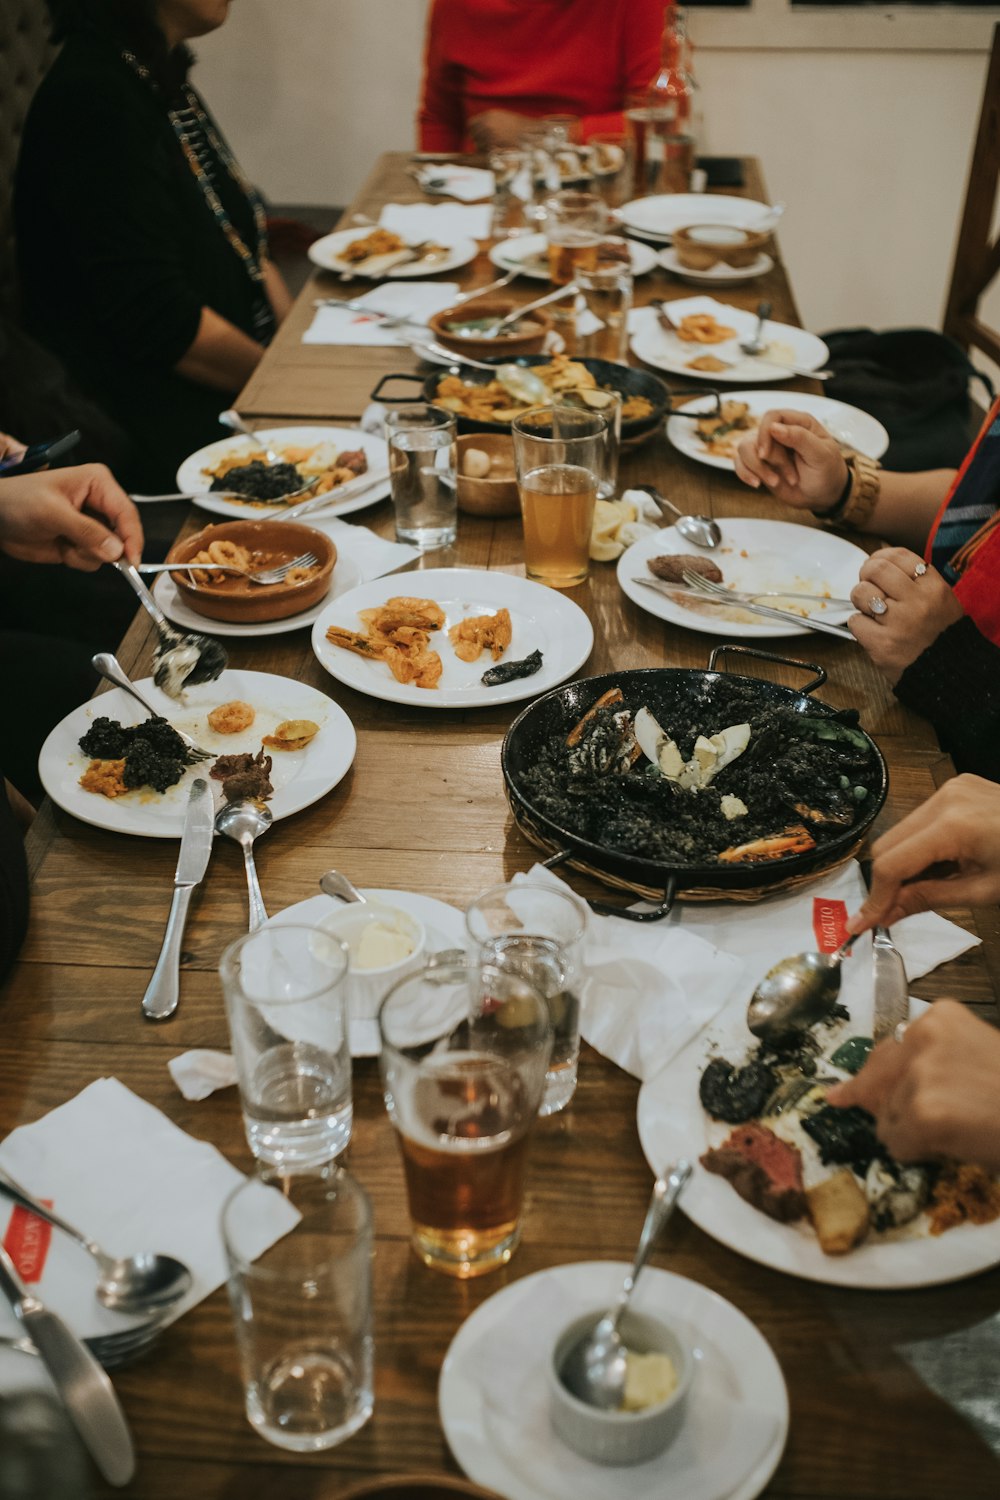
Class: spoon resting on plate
634,484,721,550
746,936,855,1043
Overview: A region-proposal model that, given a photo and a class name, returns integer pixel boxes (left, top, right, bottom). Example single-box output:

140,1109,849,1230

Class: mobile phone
695,157,745,189
0,429,82,476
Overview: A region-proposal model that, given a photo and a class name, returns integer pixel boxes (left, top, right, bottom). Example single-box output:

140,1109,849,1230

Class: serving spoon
559,1161,691,1410
112,562,227,695
746,936,856,1043
634,483,721,549
410,343,549,405
319,869,367,905
215,801,273,932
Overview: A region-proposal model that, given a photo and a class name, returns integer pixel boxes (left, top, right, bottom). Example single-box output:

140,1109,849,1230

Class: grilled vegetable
482,649,544,687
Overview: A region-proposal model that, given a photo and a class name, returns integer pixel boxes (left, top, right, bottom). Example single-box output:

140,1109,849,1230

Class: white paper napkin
380,201,493,242
308,515,418,579
415,163,495,202
514,867,746,1081
168,1050,238,1101
302,280,461,347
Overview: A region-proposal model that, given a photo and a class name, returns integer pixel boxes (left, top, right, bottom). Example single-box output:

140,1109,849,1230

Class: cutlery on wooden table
0,1243,135,1486
680,568,854,611
109,567,228,693
633,577,856,639
91,653,214,760
215,800,273,932
138,551,319,586
634,483,721,548
274,472,389,523
142,778,215,1022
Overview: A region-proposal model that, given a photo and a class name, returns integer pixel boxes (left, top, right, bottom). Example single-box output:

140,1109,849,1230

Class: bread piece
806,1169,870,1255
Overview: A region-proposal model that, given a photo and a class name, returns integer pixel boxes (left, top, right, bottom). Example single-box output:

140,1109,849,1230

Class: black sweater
14,33,270,491
896,616,1000,781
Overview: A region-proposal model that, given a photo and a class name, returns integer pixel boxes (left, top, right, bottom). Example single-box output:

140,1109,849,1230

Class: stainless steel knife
0,1243,135,1486
872,926,909,1042
142,777,214,1022
632,576,856,640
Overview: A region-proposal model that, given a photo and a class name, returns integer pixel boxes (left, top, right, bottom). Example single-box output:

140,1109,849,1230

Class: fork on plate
139,550,319,587
680,568,854,611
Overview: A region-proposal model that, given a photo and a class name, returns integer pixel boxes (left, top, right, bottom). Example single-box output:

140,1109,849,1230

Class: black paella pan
501,647,888,921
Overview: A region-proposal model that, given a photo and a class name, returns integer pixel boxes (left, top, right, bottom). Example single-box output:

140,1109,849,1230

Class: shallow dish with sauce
428,296,554,360
167,520,337,625
673,223,772,272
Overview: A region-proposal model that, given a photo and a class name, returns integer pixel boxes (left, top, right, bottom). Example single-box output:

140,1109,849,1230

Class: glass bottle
625,3,696,196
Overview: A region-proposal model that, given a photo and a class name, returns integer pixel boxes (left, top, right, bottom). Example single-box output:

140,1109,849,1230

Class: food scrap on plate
211,748,274,804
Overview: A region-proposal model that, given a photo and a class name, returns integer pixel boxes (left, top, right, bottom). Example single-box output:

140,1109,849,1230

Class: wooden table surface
6,153,1000,1499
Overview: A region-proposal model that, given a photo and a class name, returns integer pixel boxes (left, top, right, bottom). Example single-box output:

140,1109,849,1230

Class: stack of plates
619,193,771,245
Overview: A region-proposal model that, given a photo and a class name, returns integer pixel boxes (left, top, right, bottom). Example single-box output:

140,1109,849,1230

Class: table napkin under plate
413,163,495,202
296,514,418,578
302,280,462,347
379,201,493,242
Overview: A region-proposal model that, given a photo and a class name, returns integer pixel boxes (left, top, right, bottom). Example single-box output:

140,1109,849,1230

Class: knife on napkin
0,1243,135,1486
872,926,909,1042
142,777,214,1022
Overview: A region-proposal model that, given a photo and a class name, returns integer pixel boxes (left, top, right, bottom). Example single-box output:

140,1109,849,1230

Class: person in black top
15,0,292,493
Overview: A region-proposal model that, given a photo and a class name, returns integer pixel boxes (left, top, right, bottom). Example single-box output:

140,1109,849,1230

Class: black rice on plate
517,677,880,866
78,716,196,793
210,460,302,501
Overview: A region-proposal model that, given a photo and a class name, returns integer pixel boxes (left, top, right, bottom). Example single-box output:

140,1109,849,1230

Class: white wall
194,1,990,336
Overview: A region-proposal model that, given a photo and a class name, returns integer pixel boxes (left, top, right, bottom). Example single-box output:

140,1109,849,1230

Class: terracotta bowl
428,297,554,360
166,519,336,624
336,1477,502,1500
673,223,772,271
455,434,520,518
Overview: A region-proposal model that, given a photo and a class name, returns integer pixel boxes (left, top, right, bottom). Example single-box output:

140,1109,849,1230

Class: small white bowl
548,1309,691,1466
317,903,426,1020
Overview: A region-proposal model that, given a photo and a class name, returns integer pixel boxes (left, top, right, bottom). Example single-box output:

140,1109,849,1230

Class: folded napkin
415,163,495,202
302,280,461,347
306,515,418,579
514,867,745,1081
168,1050,238,1101
0,1079,296,1343
479,1274,780,1500
379,201,493,243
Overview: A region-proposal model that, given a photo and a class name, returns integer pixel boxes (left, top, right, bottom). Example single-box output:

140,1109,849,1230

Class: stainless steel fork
139,550,319,586
680,569,854,611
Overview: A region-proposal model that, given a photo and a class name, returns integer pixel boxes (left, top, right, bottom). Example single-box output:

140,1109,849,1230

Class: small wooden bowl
673,223,771,271
337,1477,502,1500
428,297,554,360
166,519,336,624
455,434,520,518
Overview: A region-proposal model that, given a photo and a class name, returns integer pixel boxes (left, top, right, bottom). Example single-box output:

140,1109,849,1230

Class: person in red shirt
418,0,664,153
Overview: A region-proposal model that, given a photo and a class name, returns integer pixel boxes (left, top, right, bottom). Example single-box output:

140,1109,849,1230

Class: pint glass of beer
378,959,552,1278
512,405,608,587
543,190,608,286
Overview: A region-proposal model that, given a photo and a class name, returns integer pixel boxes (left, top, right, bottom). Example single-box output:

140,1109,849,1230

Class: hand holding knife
142,778,214,1021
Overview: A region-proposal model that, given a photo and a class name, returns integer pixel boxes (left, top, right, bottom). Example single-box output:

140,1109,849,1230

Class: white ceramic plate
617,520,866,639
311,569,594,709
630,297,828,383
657,247,774,285
620,194,771,242
267,889,466,1056
439,1261,788,1500
308,228,479,279
667,391,890,473
38,670,356,839
177,426,390,523
150,553,363,638
637,997,1000,1289
489,233,658,281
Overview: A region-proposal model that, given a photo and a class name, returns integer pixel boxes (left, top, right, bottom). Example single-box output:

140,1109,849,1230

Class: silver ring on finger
913,561,928,579
867,595,888,617
893,1020,909,1044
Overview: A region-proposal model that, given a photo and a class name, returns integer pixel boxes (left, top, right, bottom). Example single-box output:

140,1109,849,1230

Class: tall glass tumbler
385,404,457,550
378,959,552,1278
223,1163,373,1451
543,189,608,286
577,264,633,367
490,147,532,239
589,131,632,208
220,924,352,1169
512,405,608,588
466,881,587,1116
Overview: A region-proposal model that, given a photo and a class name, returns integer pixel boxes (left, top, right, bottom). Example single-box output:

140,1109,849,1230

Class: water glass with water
219,924,352,1169
577,264,633,366
223,1163,373,1451
490,147,532,238
385,405,458,549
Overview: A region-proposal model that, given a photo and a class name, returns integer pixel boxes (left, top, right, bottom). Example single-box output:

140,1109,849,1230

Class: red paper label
3,1202,54,1284
813,897,849,954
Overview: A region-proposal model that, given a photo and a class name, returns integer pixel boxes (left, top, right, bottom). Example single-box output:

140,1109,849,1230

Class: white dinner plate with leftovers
308,227,479,279
630,296,828,384
439,1261,788,1500
667,390,890,473
657,246,774,286
311,569,594,709
177,426,390,522
620,193,771,242
637,993,1000,1289
38,670,355,839
617,520,866,640
151,554,363,639
488,232,658,281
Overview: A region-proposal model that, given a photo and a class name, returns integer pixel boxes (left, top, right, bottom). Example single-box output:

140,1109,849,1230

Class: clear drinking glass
588,131,632,208
543,189,608,286
490,147,532,239
577,264,633,366
466,880,587,1116
219,924,352,1169
223,1163,373,1452
518,125,561,230
385,404,457,549
511,405,608,587
378,959,552,1278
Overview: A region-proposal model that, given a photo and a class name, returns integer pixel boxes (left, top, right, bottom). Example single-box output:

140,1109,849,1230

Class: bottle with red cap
625,2,696,197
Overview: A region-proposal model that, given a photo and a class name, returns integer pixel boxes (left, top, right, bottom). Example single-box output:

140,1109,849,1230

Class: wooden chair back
944,23,1000,365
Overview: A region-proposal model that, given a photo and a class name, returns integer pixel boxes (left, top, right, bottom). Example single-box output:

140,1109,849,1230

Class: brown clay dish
456,433,520,518
673,223,772,271
336,1478,502,1500
166,519,336,625
428,296,554,359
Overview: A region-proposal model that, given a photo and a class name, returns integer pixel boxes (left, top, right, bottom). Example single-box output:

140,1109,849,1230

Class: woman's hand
468,109,536,150
827,1001,1000,1170
847,774,1000,932
733,409,848,511
847,547,963,684
0,431,27,465
0,465,143,570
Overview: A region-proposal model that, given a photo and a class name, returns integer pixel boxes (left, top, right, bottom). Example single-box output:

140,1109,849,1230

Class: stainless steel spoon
112,561,227,696
559,1161,691,1410
0,1167,192,1316
217,408,282,464
746,936,856,1042
634,484,722,549
740,299,772,357
409,343,550,405
91,654,212,760
215,800,273,931
319,869,367,905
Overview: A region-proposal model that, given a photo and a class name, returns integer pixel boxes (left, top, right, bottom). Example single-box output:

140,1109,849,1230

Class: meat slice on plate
701,1122,807,1223
647,554,723,585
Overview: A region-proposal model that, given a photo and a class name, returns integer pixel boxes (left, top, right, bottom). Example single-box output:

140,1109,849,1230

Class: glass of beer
378,959,552,1278
543,190,608,286
511,405,608,587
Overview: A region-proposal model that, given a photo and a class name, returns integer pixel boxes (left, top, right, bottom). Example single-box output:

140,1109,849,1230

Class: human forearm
855,468,957,551
174,306,264,392
263,260,292,325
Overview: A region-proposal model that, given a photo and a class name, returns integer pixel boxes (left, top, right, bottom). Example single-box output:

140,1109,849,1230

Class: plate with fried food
311,569,594,708
308,227,479,279
630,296,828,383
667,391,889,472
38,670,356,839
178,425,389,522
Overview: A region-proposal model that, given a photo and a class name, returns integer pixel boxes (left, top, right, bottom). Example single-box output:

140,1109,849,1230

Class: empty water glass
490,147,532,238
223,1163,373,1451
385,404,458,549
220,924,352,1169
577,264,633,366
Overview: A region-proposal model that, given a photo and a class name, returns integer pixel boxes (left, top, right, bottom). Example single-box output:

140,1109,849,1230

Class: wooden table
5,153,1000,1499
